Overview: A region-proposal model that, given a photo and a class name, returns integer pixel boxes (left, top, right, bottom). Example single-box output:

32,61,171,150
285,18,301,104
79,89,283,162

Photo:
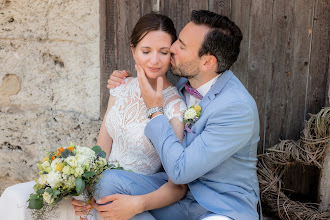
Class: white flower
184,108,197,120
65,156,78,167
42,161,51,169
51,158,63,170
75,146,95,158
63,175,76,189
74,167,84,177
62,166,71,175
75,154,90,167
97,158,107,167
38,175,47,185
47,170,62,188
43,191,55,204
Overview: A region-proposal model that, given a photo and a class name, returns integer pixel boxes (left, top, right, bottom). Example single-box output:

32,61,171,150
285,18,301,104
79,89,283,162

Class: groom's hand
136,64,164,109
94,194,144,220
107,70,131,89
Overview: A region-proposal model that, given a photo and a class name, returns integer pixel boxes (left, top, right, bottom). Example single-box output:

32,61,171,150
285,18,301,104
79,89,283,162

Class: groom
89,10,260,219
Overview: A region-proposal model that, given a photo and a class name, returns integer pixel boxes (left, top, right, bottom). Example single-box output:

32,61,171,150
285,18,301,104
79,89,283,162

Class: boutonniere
183,105,202,133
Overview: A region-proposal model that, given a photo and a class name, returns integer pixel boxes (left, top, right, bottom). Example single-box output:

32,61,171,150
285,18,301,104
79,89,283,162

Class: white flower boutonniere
183,105,202,133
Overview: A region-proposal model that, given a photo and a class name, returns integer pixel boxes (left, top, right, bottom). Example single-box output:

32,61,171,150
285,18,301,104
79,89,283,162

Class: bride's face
131,30,172,80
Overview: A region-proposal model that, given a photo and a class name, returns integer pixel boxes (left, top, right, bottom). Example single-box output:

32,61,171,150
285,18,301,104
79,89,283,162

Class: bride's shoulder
109,77,136,96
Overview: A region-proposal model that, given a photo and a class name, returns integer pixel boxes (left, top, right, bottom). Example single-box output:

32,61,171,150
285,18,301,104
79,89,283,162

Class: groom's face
170,22,210,79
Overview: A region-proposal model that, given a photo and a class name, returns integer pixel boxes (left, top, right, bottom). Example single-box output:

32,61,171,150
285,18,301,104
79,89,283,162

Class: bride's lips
148,67,161,72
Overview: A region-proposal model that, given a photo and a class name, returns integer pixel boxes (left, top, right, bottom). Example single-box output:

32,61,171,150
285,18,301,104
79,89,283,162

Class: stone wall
0,0,101,194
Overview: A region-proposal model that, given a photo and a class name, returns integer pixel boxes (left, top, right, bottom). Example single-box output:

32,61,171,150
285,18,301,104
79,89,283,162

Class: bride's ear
131,45,136,60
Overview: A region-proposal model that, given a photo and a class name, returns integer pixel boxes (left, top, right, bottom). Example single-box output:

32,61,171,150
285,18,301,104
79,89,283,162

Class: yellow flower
43,157,49,163
194,105,201,112
56,163,64,171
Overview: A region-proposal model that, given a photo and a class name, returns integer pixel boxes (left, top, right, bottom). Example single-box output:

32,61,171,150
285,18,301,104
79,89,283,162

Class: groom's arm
145,101,255,184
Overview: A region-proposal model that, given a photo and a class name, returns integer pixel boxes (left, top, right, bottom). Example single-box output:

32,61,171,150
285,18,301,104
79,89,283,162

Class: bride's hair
130,13,177,47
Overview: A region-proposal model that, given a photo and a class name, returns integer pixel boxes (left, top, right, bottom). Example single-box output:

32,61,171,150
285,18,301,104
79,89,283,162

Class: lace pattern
106,77,186,175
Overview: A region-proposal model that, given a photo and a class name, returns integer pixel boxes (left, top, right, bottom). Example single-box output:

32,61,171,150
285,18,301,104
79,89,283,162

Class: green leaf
75,177,85,195
28,198,44,210
45,188,53,194
61,148,72,158
53,189,61,198
29,193,39,200
82,171,96,178
55,196,63,203
92,145,102,153
36,189,45,195
98,151,106,158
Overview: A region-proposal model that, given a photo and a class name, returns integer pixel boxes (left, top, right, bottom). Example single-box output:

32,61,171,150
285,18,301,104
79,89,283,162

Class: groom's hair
191,10,243,74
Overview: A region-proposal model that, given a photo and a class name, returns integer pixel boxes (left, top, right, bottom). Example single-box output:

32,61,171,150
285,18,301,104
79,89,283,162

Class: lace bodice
105,77,186,175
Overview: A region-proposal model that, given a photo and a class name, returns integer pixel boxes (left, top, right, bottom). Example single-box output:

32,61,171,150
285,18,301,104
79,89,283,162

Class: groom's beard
171,57,199,80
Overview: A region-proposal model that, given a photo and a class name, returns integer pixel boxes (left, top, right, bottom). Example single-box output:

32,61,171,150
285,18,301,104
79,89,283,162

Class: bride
0,13,187,220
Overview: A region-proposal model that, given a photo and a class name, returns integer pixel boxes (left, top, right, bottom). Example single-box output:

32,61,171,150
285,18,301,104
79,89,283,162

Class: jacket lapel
176,77,188,103
175,70,233,111
199,70,234,111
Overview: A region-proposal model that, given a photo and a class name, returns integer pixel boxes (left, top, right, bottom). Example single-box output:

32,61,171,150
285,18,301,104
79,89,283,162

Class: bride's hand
71,198,93,217
94,194,144,220
136,64,164,109
107,70,131,89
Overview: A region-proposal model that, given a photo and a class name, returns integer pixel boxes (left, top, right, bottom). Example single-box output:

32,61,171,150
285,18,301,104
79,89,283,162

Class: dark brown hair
191,10,243,74
130,13,177,47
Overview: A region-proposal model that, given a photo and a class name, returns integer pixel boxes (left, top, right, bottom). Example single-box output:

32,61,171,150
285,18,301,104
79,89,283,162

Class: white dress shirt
184,74,221,107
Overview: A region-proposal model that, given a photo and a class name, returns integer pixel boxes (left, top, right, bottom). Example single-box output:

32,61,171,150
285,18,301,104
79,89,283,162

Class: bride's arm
96,95,116,159
94,117,187,219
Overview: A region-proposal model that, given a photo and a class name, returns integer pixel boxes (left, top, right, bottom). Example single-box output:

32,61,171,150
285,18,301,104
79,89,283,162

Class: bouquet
183,105,202,133
28,142,114,219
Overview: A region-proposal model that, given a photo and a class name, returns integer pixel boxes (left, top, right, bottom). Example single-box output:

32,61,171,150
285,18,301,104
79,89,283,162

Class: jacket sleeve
145,101,255,184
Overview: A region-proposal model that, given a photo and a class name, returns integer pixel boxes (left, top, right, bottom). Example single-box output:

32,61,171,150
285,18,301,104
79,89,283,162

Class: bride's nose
149,52,159,65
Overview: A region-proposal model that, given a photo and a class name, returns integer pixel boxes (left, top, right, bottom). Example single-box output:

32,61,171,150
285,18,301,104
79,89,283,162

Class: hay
257,107,330,220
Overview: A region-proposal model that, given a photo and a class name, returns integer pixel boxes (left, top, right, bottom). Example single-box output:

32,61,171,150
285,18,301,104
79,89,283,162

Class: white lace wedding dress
0,77,186,220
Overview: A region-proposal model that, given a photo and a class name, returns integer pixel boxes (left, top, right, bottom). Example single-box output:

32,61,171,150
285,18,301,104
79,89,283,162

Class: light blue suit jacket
145,70,260,220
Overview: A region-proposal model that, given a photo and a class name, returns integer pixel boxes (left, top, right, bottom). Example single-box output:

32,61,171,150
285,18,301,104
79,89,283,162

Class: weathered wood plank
116,0,141,75
100,0,118,119
141,0,152,15
283,0,314,141
326,57,330,107
247,0,274,153
159,0,170,15
230,0,251,86
306,0,330,115
265,0,295,148
189,0,208,12
209,0,232,18
167,0,190,34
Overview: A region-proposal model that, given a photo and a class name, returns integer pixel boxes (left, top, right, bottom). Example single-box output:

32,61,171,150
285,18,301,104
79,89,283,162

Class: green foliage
92,145,102,153
82,171,96,178
28,194,43,210
36,189,45,195
61,148,72,158
75,177,85,195
53,190,61,198
98,151,106,158
45,188,53,194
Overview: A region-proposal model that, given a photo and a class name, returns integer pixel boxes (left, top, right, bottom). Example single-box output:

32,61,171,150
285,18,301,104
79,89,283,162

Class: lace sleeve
164,96,187,122
109,77,131,97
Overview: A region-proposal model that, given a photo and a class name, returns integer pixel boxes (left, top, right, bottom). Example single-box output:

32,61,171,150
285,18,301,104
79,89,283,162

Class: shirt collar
196,74,221,97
